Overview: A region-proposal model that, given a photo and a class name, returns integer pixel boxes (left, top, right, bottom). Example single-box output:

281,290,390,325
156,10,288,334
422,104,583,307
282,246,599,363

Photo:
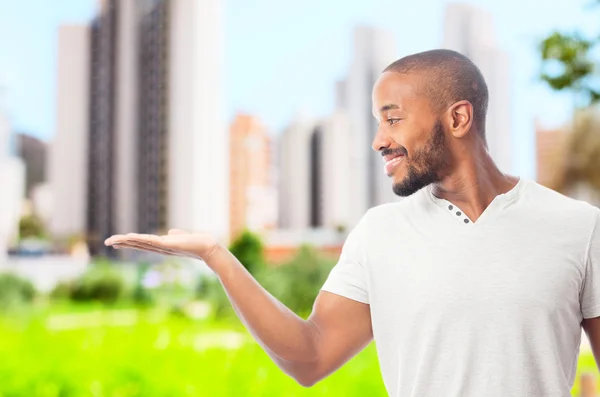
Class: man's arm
209,245,373,387
106,230,373,386
583,318,600,366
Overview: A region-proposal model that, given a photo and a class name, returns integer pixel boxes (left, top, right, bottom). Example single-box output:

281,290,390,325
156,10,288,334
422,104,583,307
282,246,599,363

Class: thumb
168,229,189,235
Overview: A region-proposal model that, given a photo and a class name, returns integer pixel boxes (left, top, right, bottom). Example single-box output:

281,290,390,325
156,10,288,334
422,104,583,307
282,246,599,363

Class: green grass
0,306,386,397
0,304,597,396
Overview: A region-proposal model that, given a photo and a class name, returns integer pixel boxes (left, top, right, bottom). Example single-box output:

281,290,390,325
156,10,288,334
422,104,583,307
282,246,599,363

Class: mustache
381,147,408,158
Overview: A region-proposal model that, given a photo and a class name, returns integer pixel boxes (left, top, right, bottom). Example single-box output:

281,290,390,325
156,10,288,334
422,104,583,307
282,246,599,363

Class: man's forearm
204,245,321,367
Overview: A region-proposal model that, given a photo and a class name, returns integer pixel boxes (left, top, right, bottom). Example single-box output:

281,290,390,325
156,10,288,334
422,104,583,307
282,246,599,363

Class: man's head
372,49,489,197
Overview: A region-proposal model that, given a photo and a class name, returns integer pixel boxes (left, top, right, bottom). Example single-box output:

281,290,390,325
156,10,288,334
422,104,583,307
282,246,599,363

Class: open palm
104,229,219,260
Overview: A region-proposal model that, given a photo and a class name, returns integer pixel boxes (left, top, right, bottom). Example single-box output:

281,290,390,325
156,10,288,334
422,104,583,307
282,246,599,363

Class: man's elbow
293,373,321,388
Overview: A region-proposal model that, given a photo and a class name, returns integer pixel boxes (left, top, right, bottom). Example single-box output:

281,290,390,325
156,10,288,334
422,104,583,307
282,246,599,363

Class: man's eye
387,119,401,126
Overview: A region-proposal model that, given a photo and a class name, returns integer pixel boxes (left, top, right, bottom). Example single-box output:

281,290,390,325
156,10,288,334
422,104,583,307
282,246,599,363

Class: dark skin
372,70,600,366
105,70,600,385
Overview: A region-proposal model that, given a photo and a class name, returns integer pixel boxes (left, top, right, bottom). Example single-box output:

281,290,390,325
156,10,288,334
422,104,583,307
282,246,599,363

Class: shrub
18,214,47,240
0,272,36,310
229,230,265,276
68,263,125,305
258,245,336,316
196,276,234,320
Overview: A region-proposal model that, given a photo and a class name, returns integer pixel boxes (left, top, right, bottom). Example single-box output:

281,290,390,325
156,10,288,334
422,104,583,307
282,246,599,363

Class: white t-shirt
321,178,600,397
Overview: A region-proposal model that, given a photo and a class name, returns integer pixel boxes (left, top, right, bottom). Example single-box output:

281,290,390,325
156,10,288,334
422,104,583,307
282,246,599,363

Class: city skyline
0,0,597,181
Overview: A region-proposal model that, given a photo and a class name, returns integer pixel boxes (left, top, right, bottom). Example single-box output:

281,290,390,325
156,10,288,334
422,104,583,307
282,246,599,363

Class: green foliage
196,276,234,320
18,214,47,240
67,264,126,305
228,229,266,275
259,245,336,316
0,272,36,310
539,2,600,107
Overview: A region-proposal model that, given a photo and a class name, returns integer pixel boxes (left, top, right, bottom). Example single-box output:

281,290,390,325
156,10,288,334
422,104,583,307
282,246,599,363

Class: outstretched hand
104,229,220,261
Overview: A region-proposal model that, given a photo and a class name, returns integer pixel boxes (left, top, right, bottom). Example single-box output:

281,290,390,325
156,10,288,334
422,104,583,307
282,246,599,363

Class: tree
539,1,600,107
539,1,600,198
228,229,265,275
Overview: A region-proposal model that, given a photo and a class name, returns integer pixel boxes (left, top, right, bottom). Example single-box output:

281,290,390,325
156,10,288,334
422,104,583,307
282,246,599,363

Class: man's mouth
383,154,405,175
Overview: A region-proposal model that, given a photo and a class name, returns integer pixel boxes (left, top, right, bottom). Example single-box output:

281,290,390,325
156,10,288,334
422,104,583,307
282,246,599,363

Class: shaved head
383,49,489,140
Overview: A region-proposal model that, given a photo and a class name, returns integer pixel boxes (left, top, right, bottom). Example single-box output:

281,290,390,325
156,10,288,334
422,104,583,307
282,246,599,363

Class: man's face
371,72,449,197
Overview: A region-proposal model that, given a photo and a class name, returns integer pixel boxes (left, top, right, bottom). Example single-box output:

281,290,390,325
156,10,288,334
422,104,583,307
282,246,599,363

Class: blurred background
0,0,599,395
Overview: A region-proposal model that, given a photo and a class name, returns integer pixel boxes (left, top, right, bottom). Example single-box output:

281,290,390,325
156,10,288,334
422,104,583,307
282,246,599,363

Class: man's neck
431,148,519,222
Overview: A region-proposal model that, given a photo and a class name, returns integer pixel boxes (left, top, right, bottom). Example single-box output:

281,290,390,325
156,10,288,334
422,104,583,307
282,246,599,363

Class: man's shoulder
523,180,600,222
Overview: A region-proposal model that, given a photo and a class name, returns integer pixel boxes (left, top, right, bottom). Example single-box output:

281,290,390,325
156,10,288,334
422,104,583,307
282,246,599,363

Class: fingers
113,241,178,256
168,229,188,235
105,233,164,247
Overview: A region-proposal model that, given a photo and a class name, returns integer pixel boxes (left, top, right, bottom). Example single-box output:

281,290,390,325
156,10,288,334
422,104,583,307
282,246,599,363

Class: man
106,49,600,396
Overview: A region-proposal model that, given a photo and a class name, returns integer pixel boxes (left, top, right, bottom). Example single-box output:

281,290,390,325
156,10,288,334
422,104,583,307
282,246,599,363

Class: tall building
166,0,228,241
0,93,25,261
336,26,399,226
87,0,118,256
229,114,276,240
317,111,354,231
535,121,569,189
50,24,90,241
278,111,354,231
53,0,227,256
16,133,47,198
442,3,513,173
278,115,313,230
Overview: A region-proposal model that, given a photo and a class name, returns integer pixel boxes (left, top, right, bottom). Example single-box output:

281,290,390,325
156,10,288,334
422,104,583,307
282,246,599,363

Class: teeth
385,157,403,165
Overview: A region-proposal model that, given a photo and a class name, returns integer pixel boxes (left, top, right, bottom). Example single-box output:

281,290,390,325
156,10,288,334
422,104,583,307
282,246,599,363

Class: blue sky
0,0,597,178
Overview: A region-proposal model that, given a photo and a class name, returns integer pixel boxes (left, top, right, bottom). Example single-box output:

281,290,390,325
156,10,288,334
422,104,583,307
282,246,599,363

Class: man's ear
445,100,473,139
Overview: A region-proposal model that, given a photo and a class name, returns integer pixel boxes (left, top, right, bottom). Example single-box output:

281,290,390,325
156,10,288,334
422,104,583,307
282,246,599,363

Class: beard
391,119,449,197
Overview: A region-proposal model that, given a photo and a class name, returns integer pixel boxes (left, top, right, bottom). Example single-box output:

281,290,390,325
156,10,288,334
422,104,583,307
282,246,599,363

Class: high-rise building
535,121,569,189
278,111,354,231
50,24,90,242
65,0,228,256
16,133,47,198
442,3,512,173
229,114,277,240
278,115,313,230
336,26,399,226
165,0,228,241
87,0,118,256
0,93,25,261
317,111,354,231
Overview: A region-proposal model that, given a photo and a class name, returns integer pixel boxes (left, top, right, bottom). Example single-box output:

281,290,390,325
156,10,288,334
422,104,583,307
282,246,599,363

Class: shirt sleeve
581,208,600,319
320,215,370,304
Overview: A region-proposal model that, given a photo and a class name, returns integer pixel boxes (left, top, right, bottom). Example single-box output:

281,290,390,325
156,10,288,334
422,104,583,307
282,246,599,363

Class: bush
258,245,335,316
229,230,265,276
68,264,126,305
196,276,234,319
18,214,47,240
0,272,36,310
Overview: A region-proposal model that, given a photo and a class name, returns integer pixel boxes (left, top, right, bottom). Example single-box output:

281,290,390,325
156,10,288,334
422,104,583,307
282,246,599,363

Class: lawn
0,305,386,397
0,304,596,396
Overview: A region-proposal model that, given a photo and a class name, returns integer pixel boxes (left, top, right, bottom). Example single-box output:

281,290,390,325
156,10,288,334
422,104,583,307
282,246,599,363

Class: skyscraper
53,0,227,257
278,115,313,230
229,114,276,240
278,111,354,231
442,3,513,173
50,24,90,242
0,92,25,260
166,0,228,242
87,0,117,256
315,111,354,231
336,26,399,226
535,121,569,189
15,133,47,198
